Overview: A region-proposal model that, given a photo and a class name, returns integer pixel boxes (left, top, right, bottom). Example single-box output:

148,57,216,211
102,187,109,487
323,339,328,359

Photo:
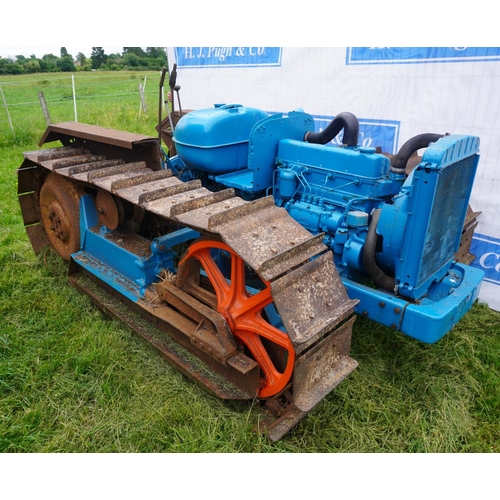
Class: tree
25,59,41,73
40,53,59,72
90,47,107,69
123,47,146,57
123,52,139,67
57,55,76,72
146,47,161,58
75,52,87,67
60,47,68,57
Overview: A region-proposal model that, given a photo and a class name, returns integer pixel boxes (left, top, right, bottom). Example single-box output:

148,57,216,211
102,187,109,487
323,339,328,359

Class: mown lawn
1,72,499,453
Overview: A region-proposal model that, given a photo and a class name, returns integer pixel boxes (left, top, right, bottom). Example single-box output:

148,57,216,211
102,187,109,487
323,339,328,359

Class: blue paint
175,47,282,68
73,195,197,301
346,47,500,65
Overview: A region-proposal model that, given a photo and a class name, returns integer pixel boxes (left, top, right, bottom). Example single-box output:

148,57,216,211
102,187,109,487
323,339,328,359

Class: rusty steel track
17,122,359,440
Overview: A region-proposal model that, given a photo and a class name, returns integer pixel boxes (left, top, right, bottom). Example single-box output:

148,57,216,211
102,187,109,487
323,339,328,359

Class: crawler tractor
17,69,484,440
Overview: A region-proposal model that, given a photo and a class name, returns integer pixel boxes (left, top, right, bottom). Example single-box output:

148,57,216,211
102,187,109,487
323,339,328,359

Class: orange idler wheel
177,240,295,398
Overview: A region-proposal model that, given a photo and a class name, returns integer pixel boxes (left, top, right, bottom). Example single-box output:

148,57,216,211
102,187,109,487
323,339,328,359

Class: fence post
138,83,147,116
0,86,15,138
72,74,77,122
38,91,52,126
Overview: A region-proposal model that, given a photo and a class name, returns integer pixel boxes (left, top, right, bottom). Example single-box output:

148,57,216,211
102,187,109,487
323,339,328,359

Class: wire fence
0,71,165,144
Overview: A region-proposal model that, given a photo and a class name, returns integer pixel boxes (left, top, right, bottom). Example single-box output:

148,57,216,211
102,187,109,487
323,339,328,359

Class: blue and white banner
313,116,400,154
166,47,500,311
346,47,500,65
174,47,282,68
471,234,500,285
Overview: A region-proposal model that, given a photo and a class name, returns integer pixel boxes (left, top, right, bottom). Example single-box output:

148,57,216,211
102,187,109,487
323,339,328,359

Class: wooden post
0,86,15,138
38,91,52,125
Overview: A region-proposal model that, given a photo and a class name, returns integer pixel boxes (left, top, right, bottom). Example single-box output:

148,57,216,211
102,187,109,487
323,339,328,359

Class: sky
0,3,493,62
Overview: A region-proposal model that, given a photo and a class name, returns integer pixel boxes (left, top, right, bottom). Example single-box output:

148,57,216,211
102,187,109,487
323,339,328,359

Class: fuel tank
173,104,268,174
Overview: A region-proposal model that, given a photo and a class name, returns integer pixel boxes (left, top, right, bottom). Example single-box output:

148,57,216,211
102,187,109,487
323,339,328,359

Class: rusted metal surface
25,224,50,254
271,252,358,350
207,196,327,281
18,191,39,226
96,190,123,230
40,122,158,149
456,205,481,264
110,169,173,191
155,280,239,364
17,164,40,194
68,269,260,400
37,123,161,172
292,316,357,412
261,317,357,441
157,110,193,155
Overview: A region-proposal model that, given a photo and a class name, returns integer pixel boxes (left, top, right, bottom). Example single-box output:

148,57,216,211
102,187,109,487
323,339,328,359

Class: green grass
1,72,500,452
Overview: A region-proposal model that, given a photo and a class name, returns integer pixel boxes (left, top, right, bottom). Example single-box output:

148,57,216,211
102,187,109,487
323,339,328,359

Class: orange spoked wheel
176,239,295,398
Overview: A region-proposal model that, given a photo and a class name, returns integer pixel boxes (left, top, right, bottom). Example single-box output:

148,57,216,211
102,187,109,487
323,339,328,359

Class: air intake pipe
304,112,359,146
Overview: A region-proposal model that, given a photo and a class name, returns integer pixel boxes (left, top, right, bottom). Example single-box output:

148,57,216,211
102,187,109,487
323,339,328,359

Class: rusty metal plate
39,122,158,149
67,159,124,177
110,169,173,192
271,252,358,347
292,316,358,413
18,192,39,225
24,147,85,163
142,187,213,219
208,196,326,280
114,176,184,205
17,165,39,194
25,224,50,254
262,404,307,442
89,167,151,191
173,192,246,229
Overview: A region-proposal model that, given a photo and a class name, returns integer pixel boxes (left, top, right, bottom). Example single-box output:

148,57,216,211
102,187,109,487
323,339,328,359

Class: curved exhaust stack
304,112,359,146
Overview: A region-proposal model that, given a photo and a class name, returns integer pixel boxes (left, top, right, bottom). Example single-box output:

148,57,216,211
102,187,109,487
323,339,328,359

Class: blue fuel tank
173,104,268,175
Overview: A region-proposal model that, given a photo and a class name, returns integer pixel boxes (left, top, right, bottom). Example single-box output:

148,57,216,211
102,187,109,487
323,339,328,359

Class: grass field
1,72,499,453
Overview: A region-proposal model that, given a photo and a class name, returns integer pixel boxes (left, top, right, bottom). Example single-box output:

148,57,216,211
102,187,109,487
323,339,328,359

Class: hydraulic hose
363,209,395,292
304,112,359,146
391,133,444,174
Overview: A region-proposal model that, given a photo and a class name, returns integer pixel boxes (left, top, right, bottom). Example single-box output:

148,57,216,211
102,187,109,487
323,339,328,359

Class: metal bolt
394,307,401,314
379,301,386,308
